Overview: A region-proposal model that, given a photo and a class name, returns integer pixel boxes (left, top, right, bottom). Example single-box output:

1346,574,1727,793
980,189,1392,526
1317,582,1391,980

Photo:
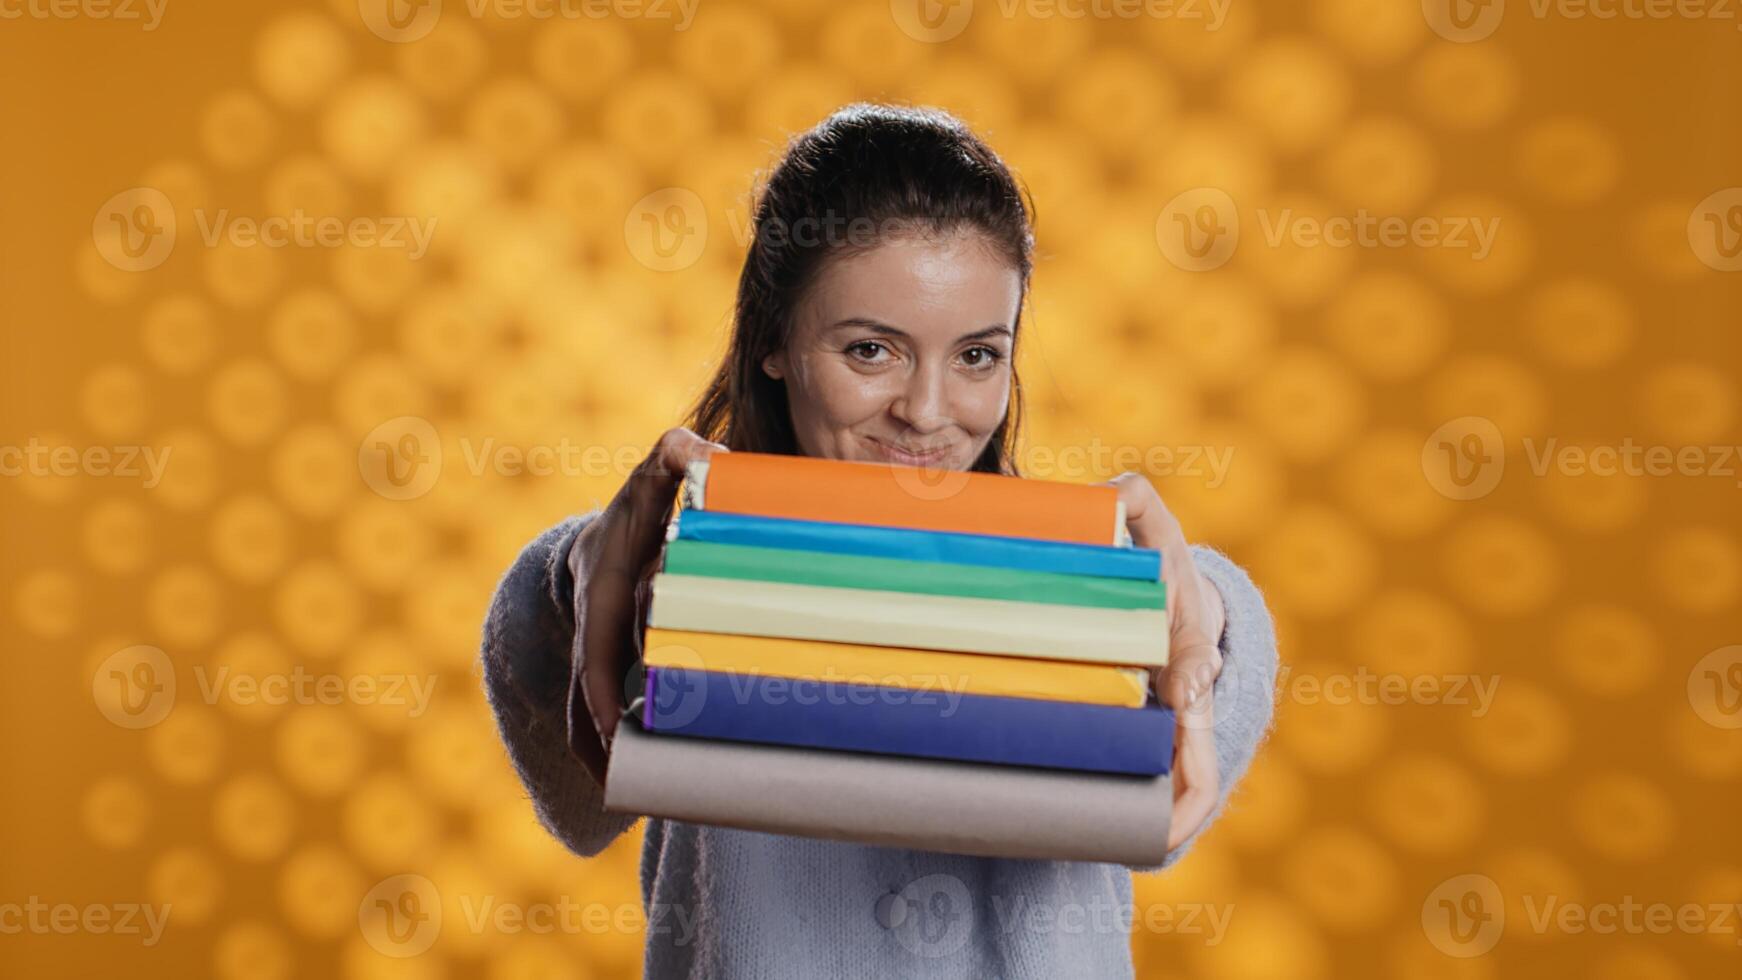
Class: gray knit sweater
480,514,1279,979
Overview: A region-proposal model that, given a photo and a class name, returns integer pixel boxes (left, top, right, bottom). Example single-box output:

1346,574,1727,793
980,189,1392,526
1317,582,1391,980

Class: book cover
663,539,1166,610
643,627,1151,707
604,721,1174,865
673,509,1162,582
648,574,1169,667
642,666,1176,776
686,452,1125,546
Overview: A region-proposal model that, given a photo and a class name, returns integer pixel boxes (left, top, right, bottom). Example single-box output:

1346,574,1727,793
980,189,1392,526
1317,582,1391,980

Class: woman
481,103,1279,977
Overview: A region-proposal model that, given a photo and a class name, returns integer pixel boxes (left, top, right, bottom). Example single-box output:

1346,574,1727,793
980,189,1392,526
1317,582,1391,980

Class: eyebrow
827,317,1013,343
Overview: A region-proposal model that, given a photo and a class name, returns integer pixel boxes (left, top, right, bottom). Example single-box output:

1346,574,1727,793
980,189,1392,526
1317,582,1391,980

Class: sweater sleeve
479,513,640,858
1130,544,1280,873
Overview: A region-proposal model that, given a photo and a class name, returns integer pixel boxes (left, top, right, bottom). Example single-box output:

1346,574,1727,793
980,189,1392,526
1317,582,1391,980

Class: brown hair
684,103,1035,475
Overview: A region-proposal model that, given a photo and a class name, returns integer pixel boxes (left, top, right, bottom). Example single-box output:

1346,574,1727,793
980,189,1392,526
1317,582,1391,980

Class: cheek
790,356,898,427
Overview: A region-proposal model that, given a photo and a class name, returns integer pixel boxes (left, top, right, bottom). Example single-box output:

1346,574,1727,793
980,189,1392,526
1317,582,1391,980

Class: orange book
688,452,1125,546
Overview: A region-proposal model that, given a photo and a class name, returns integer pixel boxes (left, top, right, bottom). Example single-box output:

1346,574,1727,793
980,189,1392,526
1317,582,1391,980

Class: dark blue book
642,666,1175,776
672,509,1162,582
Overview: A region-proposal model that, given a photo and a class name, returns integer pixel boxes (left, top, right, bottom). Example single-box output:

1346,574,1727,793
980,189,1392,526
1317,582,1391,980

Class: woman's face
762,230,1021,473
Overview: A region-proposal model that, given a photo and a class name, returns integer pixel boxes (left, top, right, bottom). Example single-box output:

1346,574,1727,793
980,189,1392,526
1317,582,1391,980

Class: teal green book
662,539,1165,611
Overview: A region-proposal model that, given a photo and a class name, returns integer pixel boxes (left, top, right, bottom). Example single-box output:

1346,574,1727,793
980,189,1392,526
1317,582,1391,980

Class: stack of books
604,452,1178,864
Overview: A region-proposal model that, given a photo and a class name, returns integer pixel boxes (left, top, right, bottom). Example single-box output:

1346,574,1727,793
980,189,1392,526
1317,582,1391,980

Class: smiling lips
867,437,952,466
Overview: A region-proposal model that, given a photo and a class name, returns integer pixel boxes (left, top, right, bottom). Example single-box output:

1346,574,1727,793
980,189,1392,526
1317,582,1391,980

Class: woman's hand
567,428,727,785
1102,472,1226,849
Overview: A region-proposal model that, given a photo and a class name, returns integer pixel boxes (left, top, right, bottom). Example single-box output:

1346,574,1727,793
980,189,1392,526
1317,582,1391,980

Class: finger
1157,643,1221,731
613,429,727,578
1166,701,1219,850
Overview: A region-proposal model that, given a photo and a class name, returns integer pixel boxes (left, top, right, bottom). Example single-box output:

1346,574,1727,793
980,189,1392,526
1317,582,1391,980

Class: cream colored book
647,573,1169,668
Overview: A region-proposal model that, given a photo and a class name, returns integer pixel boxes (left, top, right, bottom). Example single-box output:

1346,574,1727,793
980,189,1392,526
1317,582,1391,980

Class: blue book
671,510,1162,582
642,666,1175,776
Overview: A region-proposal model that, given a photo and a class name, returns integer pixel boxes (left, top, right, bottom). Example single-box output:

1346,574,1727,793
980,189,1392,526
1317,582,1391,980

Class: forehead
799,231,1023,338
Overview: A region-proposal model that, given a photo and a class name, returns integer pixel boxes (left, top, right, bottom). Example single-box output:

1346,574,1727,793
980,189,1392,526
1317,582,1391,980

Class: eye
959,345,1004,370
846,340,891,363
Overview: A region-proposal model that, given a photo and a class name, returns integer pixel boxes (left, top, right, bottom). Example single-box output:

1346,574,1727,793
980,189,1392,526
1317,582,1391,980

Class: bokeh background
3,0,1741,977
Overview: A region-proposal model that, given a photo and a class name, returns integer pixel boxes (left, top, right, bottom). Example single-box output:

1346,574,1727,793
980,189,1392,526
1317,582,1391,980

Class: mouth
864,436,954,467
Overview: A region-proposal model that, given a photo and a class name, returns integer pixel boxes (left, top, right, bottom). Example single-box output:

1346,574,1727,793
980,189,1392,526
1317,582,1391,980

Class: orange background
2,1,1741,977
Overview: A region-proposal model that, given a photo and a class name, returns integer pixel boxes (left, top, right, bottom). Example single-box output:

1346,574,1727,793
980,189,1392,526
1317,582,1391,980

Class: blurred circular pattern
145,702,227,785
147,846,224,925
80,774,152,849
212,772,298,862
1649,526,1741,614
254,11,351,110
1367,753,1484,855
1550,604,1659,699
1440,515,1561,616
1317,115,1437,213
275,706,369,798
213,920,295,980
279,842,368,938
82,497,156,575
1635,362,1735,445
1409,43,1520,131
1517,117,1622,207
1521,277,1635,369
1569,771,1676,862
1225,38,1352,155
208,358,291,447
79,363,150,438
140,293,221,375
1280,825,1399,933
1462,679,1573,776
201,89,278,172
1253,504,1380,619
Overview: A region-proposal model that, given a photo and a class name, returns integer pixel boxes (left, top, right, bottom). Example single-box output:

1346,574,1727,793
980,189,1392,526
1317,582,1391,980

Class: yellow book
643,628,1149,708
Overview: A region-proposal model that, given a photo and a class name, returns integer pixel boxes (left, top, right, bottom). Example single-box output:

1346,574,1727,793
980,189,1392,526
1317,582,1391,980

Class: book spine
649,574,1170,668
698,451,1122,546
662,540,1165,610
673,510,1162,581
604,722,1175,865
643,627,1151,708
643,666,1175,776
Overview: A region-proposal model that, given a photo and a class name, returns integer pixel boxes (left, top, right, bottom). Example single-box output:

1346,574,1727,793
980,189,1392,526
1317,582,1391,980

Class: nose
889,360,951,435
